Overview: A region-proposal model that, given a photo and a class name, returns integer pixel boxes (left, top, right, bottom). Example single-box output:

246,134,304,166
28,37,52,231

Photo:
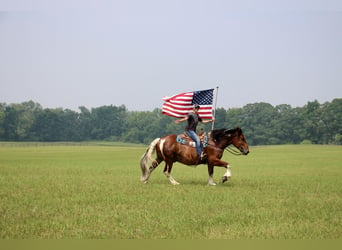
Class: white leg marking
222,164,232,183
224,164,232,178
168,176,180,185
164,171,180,185
208,176,217,186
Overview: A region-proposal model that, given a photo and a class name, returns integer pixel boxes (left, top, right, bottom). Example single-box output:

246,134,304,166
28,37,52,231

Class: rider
174,104,215,161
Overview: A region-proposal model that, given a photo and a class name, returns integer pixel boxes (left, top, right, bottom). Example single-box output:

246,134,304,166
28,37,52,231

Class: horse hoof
141,177,149,184
222,176,230,183
208,182,217,186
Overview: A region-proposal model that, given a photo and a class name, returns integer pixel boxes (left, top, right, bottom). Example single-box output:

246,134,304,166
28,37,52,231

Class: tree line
0,99,341,145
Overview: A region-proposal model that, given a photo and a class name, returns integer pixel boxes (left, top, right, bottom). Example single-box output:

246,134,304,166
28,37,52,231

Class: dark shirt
185,113,202,132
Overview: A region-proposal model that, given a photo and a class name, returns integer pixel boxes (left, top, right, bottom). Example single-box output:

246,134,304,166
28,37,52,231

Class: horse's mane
210,129,226,141
210,127,242,142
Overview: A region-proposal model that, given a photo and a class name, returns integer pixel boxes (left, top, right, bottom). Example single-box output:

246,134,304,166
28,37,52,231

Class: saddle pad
176,133,209,148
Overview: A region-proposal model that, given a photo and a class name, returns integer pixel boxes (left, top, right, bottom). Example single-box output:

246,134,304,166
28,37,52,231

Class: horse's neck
220,140,232,149
209,130,233,149
210,137,231,149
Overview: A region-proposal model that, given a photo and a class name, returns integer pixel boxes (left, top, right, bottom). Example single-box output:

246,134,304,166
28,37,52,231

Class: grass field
0,142,341,239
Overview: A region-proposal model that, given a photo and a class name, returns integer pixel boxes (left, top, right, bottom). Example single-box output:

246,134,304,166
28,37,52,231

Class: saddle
176,129,209,148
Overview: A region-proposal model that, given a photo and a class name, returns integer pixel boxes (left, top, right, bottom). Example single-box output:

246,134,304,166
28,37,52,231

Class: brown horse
140,127,249,185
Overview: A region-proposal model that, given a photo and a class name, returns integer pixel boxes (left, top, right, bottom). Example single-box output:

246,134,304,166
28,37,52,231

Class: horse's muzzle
241,148,249,155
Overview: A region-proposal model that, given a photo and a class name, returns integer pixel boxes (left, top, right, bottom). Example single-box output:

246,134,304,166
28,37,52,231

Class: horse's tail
140,138,160,183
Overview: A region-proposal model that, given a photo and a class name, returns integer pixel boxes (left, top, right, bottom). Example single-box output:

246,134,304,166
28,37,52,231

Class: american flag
162,89,214,119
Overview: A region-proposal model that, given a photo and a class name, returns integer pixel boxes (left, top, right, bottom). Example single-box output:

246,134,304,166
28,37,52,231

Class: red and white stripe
162,92,213,119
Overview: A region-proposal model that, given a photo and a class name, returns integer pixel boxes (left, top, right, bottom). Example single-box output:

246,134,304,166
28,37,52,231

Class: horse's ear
224,129,232,137
236,127,243,135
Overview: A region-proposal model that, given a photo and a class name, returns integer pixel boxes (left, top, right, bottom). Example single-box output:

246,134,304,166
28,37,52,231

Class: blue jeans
186,130,201,157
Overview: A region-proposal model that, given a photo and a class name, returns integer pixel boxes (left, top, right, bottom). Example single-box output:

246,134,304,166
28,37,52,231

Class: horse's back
161,134,177,140
158,134,178,147
158,133,199,164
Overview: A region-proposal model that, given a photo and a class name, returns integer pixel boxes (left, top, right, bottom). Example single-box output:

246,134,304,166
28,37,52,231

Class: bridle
207,142,244,156
225,145,244,155
207,133,245,156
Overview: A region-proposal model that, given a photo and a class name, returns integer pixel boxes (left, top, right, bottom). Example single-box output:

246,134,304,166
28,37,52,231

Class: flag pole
211,86,219,130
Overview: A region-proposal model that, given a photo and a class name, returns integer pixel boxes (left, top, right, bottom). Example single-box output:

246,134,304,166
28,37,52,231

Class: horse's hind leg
163,161,180,185
207,164,217,186
141,158,162,184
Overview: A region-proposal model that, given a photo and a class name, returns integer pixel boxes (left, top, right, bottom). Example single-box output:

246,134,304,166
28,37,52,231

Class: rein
225,145,243,156
206,130,245,156
207,142,243,156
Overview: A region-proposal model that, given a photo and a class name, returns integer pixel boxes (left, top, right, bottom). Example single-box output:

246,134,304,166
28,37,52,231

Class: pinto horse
140,127,249,185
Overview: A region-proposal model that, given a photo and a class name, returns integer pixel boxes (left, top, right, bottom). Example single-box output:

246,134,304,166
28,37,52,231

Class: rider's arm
200,118,215,124
174,117,188,124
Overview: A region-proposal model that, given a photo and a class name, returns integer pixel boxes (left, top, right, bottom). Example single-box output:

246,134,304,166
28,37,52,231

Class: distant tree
320,99,342,144
90,105,128,140
78,106,92,140
32,108,64,141
212,107,227,129
239,103,278,145
61,109,81,141
273,104,303,144
3,101,42,140
1,99,341,145
0,103,5,139
302,100,322,143
122,109,170,144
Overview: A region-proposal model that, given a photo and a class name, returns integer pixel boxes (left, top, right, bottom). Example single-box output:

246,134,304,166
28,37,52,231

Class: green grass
0,143,341,239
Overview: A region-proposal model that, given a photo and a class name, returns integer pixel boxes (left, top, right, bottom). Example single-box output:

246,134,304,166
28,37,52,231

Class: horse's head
227,127,249,155
212,127,249,155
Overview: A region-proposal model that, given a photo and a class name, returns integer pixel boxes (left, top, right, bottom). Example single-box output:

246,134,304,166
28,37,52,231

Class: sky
1,0,342,111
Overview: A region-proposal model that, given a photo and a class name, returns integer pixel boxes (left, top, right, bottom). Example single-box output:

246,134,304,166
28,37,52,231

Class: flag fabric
162,89,214,119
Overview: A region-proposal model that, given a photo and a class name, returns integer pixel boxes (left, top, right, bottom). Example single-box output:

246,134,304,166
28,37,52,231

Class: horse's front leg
207,159,231,186
163,161,180,185
222,164,232,183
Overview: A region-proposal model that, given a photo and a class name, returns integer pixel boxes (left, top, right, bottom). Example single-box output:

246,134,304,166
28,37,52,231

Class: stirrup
200,151,206,160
